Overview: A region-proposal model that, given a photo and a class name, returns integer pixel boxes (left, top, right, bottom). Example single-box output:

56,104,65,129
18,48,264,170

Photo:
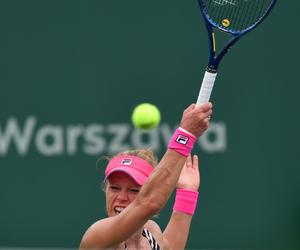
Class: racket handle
196,70,217,105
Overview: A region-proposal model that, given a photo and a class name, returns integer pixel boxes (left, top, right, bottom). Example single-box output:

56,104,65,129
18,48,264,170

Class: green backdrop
1,0,299,249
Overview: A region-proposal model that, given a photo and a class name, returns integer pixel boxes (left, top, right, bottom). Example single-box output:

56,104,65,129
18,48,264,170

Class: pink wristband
173,189,199,215
168,127,196,156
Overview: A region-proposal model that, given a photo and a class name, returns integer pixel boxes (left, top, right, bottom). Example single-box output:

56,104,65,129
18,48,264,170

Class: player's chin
107,210,116,217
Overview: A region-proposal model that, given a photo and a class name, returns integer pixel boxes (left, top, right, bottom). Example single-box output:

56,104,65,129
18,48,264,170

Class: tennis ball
131,103,161,130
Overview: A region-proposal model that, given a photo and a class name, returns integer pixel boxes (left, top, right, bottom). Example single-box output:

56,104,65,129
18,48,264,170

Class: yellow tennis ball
222,18,230,27
131,103,161,130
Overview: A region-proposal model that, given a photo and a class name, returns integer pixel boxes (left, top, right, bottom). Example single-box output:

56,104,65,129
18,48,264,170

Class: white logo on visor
176,135,189,145
121,158,133,166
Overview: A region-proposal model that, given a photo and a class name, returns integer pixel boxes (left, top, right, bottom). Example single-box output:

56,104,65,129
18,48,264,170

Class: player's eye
129,188,140,193
109,185,120,192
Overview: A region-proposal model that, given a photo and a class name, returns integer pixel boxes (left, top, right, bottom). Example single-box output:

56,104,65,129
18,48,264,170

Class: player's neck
124,227,144,249
129,227,143,241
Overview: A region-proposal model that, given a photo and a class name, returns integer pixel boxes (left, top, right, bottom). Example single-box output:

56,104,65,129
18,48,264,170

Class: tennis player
80,102,213,250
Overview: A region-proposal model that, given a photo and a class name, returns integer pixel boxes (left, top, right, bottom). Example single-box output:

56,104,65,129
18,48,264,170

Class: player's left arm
163,155,200,250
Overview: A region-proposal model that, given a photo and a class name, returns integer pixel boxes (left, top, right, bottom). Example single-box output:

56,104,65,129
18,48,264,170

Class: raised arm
80,102,212,249
163,154,200,250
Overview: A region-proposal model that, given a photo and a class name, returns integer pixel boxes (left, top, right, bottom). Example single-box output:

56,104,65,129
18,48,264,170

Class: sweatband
167,127,196,156
173,188,199,215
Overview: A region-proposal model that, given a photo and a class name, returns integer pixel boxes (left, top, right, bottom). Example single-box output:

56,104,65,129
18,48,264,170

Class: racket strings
203,0,274,32
243,1,263,29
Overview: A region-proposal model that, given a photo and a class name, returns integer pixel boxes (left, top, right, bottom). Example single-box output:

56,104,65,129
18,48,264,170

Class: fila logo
121,158,133,166
176,134,189,145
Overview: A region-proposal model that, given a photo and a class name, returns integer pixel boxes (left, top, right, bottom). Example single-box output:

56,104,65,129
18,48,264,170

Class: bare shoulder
80,217,127,250
145,220,171,250
80,218,109,249
145,220,161,232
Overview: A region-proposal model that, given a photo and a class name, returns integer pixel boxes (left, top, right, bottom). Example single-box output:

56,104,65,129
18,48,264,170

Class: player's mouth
114,206,125,214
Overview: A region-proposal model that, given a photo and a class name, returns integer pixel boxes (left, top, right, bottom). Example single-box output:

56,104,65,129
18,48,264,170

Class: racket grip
196,71,217,105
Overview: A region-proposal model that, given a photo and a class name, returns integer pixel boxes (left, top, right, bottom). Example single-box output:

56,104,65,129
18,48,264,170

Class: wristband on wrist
167,127,196,156
173,188,199,215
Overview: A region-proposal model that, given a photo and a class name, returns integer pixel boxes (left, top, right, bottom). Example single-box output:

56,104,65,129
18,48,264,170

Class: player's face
105,172,141,217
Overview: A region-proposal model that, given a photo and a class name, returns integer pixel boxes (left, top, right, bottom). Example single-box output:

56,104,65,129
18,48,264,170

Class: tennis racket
196,0,277,105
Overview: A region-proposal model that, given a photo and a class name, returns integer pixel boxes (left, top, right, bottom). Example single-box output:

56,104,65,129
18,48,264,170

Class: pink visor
104,155,154,185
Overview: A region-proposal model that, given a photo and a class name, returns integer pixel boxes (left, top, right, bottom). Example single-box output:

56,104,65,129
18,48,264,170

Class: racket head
198,0,277,35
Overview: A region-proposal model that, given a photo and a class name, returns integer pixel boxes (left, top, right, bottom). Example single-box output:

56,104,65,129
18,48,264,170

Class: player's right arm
80,150,188,249
79,103,212,249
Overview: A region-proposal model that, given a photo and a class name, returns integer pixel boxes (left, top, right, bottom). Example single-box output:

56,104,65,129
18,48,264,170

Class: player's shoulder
145,219,162,232
145,220,171,249
80,217,117,249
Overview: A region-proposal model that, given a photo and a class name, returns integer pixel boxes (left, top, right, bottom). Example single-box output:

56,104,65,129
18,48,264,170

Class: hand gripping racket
196,0,277,105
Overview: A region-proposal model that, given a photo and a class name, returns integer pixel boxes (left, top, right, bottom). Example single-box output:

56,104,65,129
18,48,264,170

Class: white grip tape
196,71,217,105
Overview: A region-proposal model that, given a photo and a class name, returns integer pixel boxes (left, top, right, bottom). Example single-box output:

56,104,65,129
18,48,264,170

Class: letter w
0,116,36,156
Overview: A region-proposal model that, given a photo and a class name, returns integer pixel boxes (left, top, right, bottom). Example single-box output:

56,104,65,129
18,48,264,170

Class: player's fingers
186,154,192,168
200,109,213,121
196,156,200,179
192,155,199,170
201,118,210,130
198,102,213,112
193,110,212,128
193,105,212,119
183,103,196,114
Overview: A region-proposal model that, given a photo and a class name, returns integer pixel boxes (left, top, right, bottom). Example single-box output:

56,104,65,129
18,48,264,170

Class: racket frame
196,0,277,104
198,0,277,71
